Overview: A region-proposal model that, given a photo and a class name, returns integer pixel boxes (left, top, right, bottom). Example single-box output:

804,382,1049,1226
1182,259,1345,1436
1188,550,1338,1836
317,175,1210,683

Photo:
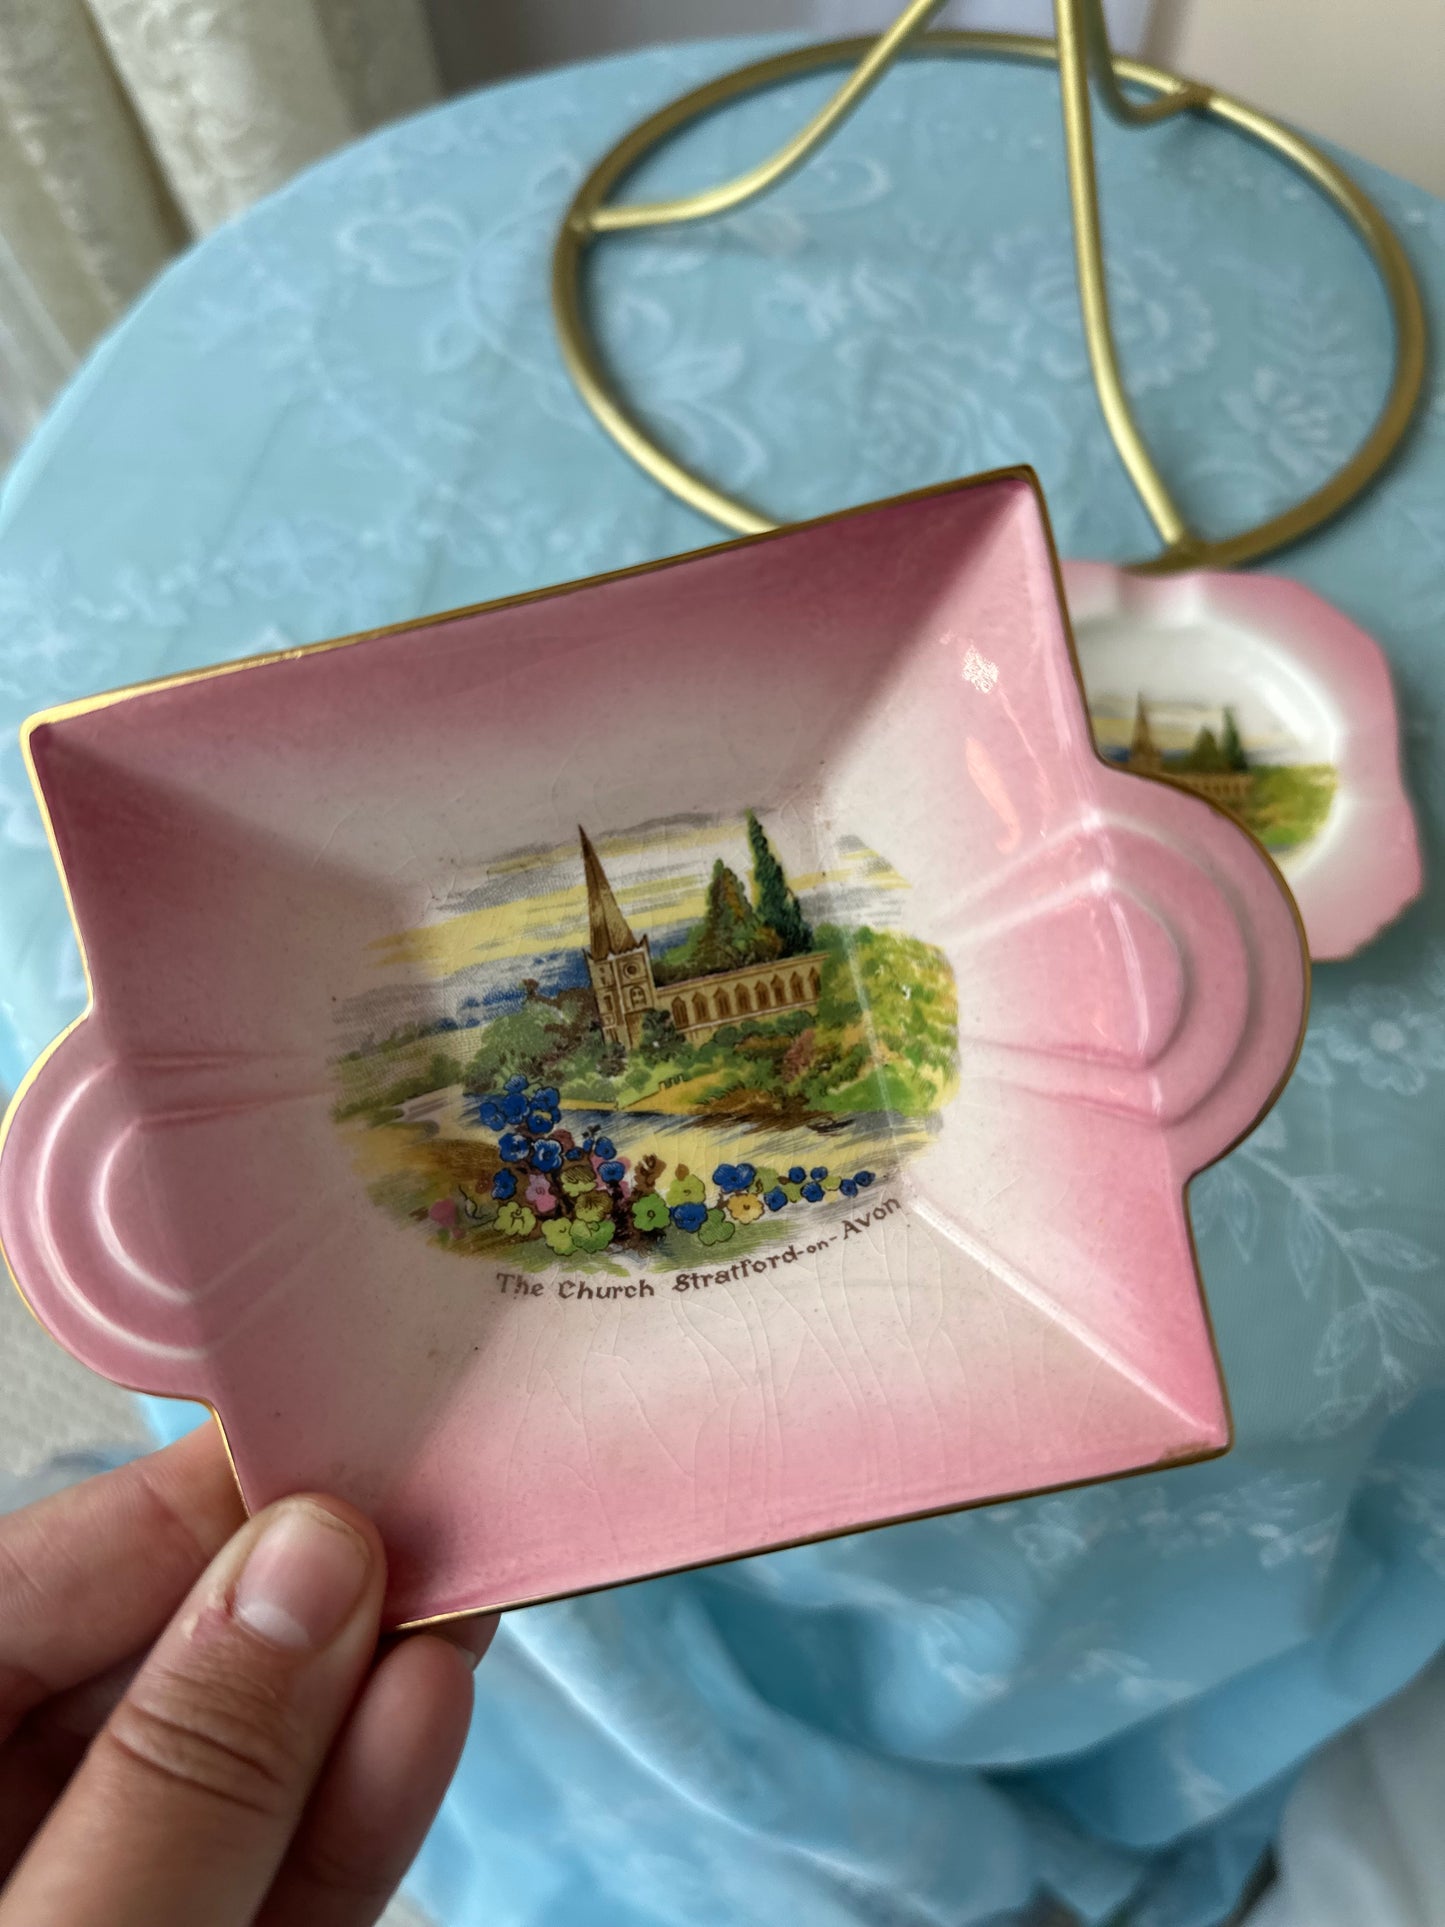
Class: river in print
330,811,959,1272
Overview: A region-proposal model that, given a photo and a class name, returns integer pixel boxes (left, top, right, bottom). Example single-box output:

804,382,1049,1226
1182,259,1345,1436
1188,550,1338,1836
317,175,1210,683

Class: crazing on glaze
331,811,959,1271
0,476,1311,1621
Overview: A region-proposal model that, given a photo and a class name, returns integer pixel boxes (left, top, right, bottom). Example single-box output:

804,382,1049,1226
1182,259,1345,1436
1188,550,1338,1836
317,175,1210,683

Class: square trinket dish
0,472,1307,1626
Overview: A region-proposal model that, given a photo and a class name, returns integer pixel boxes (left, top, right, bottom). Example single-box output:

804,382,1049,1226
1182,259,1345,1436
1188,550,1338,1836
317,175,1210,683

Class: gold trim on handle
552,5,1426,572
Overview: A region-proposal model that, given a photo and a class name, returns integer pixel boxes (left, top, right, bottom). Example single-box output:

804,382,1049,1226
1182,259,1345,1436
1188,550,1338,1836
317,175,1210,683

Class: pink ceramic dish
0,473,1307,1627
1064,560,1422,961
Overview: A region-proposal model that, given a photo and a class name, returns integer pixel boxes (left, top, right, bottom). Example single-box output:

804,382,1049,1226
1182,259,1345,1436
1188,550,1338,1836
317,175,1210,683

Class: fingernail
233,1502,370,1651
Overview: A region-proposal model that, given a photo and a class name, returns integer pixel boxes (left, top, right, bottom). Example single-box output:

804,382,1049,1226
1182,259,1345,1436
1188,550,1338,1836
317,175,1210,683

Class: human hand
0,1422,493,1925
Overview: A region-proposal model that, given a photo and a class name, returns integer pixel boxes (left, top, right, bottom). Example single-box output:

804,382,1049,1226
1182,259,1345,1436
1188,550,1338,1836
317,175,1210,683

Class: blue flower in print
531,1137,563,1172
671,1201,707,1233
597,1159,626,1185
491,1169,516,1200
712,1162,755,1194
475,1097,508,1131
502,1090,529,1122
498,1131,531,1163
801,1181,824,1202
764,1187,787,1213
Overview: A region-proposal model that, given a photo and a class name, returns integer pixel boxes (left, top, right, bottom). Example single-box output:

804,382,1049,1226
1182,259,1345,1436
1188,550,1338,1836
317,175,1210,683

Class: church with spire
1125,698,1253,821
578,827,658,1050
577,827,826,1051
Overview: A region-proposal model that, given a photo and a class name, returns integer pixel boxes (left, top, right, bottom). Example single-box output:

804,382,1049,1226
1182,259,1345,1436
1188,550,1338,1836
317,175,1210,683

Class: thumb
1,1495,385,1927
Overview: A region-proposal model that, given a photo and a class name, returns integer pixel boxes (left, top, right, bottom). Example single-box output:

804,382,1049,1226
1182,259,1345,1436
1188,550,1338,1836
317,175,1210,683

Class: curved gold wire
552,14,1426,573
1054,0,1188,553
1076,0,1207,127
585,0,948,233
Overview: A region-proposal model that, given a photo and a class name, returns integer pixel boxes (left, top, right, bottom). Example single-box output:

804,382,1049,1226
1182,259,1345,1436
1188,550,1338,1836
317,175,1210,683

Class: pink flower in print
525,1175,559,1215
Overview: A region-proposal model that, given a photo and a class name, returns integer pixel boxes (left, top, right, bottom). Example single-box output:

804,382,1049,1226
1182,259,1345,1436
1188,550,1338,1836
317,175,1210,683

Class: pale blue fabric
7,37,1445,1927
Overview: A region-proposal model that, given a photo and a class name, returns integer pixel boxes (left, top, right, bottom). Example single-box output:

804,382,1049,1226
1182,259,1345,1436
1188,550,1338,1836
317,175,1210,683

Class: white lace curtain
0,0,439,462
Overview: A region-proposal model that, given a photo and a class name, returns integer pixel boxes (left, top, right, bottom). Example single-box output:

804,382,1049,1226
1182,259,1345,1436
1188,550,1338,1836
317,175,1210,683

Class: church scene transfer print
1093,697,1336,856
330,811,960,1271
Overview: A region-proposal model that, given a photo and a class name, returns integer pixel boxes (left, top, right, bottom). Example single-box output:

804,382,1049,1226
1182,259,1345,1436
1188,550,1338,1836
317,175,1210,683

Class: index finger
0,1421,245,1738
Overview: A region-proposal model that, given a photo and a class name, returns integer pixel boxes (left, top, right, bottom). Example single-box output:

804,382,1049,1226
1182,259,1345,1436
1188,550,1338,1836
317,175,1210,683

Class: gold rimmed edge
0,464,1309,1630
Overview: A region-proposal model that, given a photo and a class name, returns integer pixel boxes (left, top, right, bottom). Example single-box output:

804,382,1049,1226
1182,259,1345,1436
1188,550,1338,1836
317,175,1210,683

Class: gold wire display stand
552,0,1426,573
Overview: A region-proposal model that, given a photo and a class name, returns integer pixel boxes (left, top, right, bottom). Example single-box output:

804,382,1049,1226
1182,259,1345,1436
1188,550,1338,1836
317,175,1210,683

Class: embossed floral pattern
1319,986,1445,1096
1190,1022,1445,1441
964,229,1217,394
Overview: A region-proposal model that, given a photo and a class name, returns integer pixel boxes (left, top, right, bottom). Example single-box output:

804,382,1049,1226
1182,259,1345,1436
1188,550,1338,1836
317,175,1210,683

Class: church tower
579,827,657,1049
1127,697,1164,776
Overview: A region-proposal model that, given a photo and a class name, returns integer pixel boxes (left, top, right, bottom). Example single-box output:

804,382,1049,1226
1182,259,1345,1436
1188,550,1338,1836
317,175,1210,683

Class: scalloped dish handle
1,1019,209,1399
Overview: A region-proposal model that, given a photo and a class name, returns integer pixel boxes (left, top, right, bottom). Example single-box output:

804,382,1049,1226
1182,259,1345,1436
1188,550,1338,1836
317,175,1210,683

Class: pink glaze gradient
0,476,1307,1625
1064,560,1422,960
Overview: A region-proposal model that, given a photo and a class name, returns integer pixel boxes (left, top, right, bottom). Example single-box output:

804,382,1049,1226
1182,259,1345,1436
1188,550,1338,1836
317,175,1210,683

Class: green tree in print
1183,725,1228,774
747,810,813,955
654,860,782,981
1220,708,1248,772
